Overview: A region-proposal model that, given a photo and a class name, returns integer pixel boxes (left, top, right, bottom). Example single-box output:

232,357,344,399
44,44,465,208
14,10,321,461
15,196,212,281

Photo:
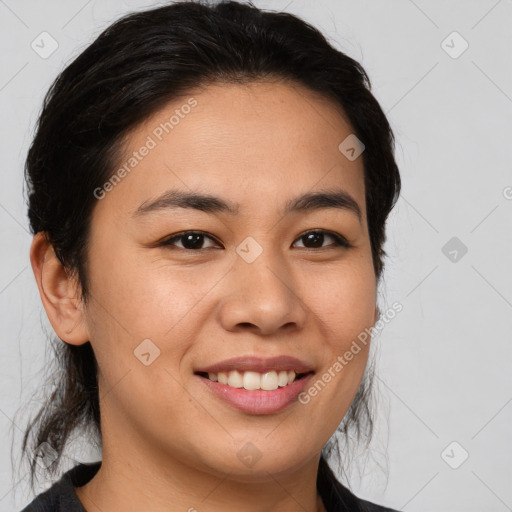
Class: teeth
278,370,289,387
206,370,298,390
228,370,244,388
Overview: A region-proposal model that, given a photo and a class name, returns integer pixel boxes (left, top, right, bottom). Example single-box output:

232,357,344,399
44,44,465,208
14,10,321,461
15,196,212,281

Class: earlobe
30,232,90,346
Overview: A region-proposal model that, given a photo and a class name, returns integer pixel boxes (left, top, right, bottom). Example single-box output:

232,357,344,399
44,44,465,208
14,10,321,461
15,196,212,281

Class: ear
30,232,90,345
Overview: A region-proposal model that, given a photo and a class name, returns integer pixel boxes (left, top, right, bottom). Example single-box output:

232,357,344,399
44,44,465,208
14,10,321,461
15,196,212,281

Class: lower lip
196,373,314,415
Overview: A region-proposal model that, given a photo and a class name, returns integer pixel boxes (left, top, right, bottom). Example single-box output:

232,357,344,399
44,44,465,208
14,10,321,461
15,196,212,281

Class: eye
159,229,351,251
292,229,352,250
160,231,220,250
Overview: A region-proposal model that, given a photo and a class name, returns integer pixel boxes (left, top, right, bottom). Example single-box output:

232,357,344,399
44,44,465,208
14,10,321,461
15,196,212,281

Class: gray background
1,0,511,511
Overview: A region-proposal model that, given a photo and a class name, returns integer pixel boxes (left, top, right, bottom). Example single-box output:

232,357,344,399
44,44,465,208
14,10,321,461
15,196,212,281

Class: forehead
95,80,366,222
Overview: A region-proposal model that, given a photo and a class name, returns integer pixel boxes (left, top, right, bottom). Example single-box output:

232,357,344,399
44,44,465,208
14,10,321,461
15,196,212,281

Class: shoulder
329,490,403,512
356,496,403,512
317,456,403,512
19,461,101,512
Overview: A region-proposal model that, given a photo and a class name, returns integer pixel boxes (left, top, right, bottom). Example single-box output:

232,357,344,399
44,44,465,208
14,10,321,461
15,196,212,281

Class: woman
19,1,402,510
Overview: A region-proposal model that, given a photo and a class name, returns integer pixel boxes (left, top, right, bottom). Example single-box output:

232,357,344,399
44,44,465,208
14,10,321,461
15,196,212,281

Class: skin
30,80,378,512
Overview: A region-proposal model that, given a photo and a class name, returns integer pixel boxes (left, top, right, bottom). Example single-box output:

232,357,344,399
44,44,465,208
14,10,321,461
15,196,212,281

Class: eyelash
159,229,353,251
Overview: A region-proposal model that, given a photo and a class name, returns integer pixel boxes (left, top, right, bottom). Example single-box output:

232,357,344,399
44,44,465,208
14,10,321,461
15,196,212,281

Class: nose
216,249,307,336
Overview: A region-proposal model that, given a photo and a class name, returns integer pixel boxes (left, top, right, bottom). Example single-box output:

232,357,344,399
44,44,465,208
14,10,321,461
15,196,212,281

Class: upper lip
194,356,314,375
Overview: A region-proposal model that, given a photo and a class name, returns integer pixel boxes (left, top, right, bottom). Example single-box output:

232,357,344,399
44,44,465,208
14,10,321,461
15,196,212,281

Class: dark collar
21,461,101,512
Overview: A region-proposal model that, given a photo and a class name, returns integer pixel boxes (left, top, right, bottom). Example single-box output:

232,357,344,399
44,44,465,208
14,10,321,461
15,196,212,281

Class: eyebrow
132,188,362,223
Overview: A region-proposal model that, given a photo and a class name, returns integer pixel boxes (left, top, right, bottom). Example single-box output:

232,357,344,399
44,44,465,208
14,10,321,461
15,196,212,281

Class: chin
200,444,318,483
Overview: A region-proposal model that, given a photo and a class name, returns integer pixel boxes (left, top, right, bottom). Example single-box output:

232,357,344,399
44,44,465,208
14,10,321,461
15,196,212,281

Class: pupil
304,232,323,248
183,233,203,249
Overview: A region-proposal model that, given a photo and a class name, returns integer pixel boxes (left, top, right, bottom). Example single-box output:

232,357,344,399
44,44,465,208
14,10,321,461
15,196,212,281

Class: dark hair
19,0,401,508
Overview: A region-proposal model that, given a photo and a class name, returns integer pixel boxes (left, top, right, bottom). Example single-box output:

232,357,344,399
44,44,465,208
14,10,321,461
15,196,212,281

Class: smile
195,371,314,415
197,369,309,391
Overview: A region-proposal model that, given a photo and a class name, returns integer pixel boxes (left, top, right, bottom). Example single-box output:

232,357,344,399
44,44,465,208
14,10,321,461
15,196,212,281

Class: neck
76,422,327,512
76,454,327,512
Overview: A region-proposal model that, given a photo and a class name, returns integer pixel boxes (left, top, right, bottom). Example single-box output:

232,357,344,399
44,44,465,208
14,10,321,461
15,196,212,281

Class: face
79,80,377,481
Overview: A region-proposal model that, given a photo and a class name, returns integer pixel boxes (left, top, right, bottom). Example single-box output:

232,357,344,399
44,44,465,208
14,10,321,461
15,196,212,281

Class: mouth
193,355,315,414
194,370,315,415
195,370,312,391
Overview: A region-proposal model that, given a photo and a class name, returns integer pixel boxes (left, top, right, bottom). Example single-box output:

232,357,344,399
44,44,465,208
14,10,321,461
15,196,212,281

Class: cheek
83,258,199,419
298,271,375,428
300,261,375,418
86,245,210,341
306,262,377,346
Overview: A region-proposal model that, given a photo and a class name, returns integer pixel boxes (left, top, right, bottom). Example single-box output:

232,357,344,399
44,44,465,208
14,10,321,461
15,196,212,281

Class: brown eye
160,231,220,250
293,230,351,249
159,229,351,252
